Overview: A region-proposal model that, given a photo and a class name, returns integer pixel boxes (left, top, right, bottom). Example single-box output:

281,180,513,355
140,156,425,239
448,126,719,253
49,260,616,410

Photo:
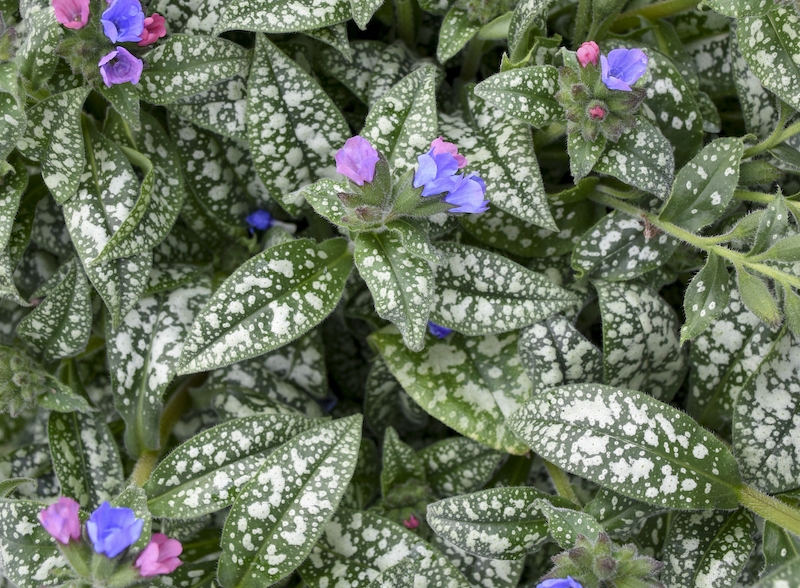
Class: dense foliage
1,0,800,585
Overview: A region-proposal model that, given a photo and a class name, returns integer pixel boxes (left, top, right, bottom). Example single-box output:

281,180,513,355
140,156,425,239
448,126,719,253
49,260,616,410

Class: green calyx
0,344,48,416
542,533,664,588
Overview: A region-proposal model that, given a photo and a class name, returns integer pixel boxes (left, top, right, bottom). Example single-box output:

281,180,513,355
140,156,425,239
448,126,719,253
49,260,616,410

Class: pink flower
52,0,90,29
335,136,380,186
137,13,166,46
577,41,600,68
135,533,183,577
589,105,605,120
430,137,467,169
38,497,81,544
403,514,420,529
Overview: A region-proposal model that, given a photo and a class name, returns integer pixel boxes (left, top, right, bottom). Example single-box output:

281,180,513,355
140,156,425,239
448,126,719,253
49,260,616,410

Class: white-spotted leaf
473,66,561,128
437,8,480,63
681,253,731,343
418,437,504,497
536,500,602,548
216,0,352,34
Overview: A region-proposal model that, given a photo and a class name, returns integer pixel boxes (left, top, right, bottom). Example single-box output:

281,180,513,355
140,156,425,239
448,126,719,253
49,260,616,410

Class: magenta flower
430,137,467,169
52,0,89,29
38,497,81,545
101,0,144,43
135,533,183,577
403,514,420,529
576,41,599,68
443,173,488,213
428,322,453,338
335,136,380,186
87,502,143,558
137,13,166,46
537,578,583,588
99,47,143,87
600,48,648,91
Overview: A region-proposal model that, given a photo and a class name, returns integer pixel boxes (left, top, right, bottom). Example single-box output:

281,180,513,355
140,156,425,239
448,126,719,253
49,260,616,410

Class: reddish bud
589,105,606,120
577,41,600,67
403,514,420,529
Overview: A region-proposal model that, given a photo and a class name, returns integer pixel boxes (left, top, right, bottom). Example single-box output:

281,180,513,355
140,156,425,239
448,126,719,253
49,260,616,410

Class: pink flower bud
135,533,183,577
403,514,420,529
577,41,600,68
38,497,81,544
589,105,606,120
137,13,166,46
430,137,467,169
52,0,90,29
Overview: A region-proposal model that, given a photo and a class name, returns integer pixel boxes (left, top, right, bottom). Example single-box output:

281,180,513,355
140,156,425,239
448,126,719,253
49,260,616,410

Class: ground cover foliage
1,0,800,584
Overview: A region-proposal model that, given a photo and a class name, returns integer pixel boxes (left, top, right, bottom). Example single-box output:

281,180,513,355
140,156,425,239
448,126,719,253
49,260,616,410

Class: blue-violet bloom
443,173,488,213
335,136,380,186
246,210,273,231
428,322,453,338
413,149,459,196
99,47,143,87
101,0,144,43
87,501,143,558
536,577,583,588
600,48,648,91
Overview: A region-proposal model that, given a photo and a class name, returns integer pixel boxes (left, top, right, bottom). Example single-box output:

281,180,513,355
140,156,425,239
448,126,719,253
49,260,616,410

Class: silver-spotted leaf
473,66,561,128
437,8,480,62
681,253,731,343
536,500,602,548
216,0,352,34
418,437,504,497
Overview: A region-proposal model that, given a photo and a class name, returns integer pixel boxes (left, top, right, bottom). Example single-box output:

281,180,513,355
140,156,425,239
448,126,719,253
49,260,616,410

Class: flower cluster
413,138,488,214
39,497,182,581
556,42,649,142
51,0,166,87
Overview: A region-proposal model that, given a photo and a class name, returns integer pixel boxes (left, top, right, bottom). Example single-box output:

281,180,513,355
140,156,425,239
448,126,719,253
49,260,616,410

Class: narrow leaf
681,252,732,342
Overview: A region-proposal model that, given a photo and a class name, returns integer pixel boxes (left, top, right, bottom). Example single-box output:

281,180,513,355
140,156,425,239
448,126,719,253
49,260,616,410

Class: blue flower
444,173,488,213
246,210,273,231
600,48,648,91
86,502,143,558
413,148,459,197
428,322,453,338
101,0,145,43
536,577,583,588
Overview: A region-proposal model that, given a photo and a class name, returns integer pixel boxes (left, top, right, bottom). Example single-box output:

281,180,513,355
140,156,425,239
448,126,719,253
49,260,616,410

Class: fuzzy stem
738,484,800,537
612,0,701,31
130,451,158,487
572,0,592,47
544,460,582,506
394,0,416,48
460,38,487,81
743,118,800,159
734,189,775,204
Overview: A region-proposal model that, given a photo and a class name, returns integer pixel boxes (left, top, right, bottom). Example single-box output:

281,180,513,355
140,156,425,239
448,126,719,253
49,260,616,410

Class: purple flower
52,0,90,29
537,578,583,588
430,137,467,169
443,173,488,213
246,210,273,230
413,148,459,197
600,48,648,92
39,497,81,545
428,322,453,338
86,502,143,558
335,136,380,186
101,0,144,43
99,47,143,87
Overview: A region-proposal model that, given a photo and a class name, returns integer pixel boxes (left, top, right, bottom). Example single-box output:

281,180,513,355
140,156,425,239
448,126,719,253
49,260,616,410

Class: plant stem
544,460,582,506
572,0,592,47
734,189,774,204
460,38,487,81
394,0,415,48
738,484,800,536
612,0,701,31
743,118,800,159
130,451,158,487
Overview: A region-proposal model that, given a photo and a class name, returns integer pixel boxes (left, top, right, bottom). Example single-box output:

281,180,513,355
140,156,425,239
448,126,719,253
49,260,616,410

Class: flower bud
577,41,600,67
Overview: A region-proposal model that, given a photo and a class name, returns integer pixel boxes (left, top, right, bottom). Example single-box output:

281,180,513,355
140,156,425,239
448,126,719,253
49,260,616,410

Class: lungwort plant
2,0,800,584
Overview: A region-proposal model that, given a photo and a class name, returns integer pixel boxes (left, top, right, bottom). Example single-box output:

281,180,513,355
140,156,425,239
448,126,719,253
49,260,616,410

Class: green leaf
567,133,606,183
438,88,557,230
15,8,60,91
737,7,800,112
48,410,125,509
365,43,420,107
16,87,88,204
752,559,800,587
660,509,755,588
536,500,602,548
151,560,217,588
216,0,352,33
583,488,664,537
763,521,800,574
750,195,789,257
371,328,532,454
518,315,603,394
16,259,92,361
428,534,524,588
0,499,68,588
36,379,95,414
572,210,679,281
350,0,384,29
362,65,438,173
314,41,386,104
659,138,745,232
341,438,380,509
99,84,140,131
170,74,248,140
473,66,562,128
262,329,329,400
144,414,319,518
437,8,480,62
107,277,211,457
305,24,352,61
0,159,27,257
687,285,780,433
178,238,352,375
247,35,349,210
0,66,26,175
427,487,573,559
704,0,770,17
681,252,731,343
364,356,428,435
381,426,426,497
733,327,800,492
354,231,433,352
429,242,579,336
507,383,743,509
594,119,674,200
385,218,445,265
217,415,363,588
418,437,504,497
0,478,36,497
735,265,781,327
595,280,687,401
731,29,779,140
507,0,549,61
138,35,250,104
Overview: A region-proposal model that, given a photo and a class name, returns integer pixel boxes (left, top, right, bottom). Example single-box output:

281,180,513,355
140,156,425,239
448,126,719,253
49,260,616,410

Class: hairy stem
572,0,592,47
544,460,582,506
743,118,800,159
612,0,701,31
738,484,800,536
395,0,416,48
